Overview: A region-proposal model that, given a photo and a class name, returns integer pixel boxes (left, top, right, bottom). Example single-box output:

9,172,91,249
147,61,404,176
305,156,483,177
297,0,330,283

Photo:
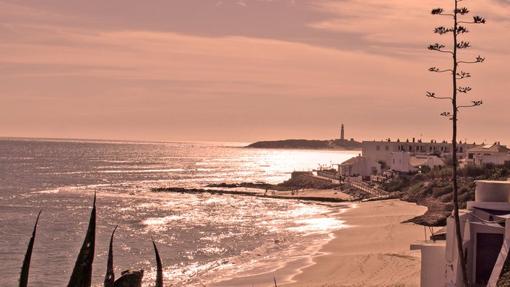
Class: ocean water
0,138,357,286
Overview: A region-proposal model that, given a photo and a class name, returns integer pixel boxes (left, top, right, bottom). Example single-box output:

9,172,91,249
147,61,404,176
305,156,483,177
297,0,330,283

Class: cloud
0,0,509,142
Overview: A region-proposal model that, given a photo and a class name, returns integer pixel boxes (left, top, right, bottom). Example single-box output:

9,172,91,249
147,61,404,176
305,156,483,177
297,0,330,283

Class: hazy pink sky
1,0,509,143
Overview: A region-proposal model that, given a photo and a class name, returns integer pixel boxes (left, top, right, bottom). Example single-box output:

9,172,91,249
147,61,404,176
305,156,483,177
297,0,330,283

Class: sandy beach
215,199,427,287
286,199,427,287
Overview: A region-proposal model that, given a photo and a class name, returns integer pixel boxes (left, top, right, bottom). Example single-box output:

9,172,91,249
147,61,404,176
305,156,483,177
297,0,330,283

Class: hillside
381,163,510,226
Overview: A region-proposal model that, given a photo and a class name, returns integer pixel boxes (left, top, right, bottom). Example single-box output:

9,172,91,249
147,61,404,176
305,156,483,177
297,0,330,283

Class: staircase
344,180,389,197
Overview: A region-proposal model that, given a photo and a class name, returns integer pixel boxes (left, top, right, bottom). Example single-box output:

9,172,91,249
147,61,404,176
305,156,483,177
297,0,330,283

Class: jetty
152,187,351,203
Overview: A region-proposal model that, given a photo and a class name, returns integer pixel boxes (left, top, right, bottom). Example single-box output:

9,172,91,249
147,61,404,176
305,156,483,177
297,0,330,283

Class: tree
427,1,486,286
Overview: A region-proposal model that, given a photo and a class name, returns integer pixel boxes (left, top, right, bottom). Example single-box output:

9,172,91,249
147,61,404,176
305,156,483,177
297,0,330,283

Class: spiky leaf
104,226,118,287
67,194,96,287
19,211,41,287
152,241,164,287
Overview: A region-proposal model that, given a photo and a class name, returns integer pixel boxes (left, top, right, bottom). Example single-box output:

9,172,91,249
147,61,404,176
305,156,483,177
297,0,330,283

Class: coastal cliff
246,139,361,150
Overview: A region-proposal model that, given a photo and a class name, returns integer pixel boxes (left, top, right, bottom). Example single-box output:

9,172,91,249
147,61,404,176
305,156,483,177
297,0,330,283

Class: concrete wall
419,245,446,287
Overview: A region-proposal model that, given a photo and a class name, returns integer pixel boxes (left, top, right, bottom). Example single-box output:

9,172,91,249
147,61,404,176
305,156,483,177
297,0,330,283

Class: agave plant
18,193,285,286
67,193,97,287
152,241,163,287
19,210,41,287
19,194,166,287
104,226,117,287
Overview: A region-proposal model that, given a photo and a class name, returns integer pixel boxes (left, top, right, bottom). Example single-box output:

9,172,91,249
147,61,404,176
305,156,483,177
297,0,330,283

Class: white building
362,139,474,164
390,152,445,173
467,143,510,166
338,155,381,177
339,139,469,177
411,180,510,287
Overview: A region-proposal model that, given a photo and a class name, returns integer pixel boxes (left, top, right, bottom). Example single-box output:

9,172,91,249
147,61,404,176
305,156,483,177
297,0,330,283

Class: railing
344,180,389,197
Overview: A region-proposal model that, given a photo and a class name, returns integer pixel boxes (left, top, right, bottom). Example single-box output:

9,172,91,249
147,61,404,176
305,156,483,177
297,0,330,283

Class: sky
1,0,509,143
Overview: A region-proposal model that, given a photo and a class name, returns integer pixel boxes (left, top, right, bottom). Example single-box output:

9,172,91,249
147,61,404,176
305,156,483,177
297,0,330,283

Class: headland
246,139,361,150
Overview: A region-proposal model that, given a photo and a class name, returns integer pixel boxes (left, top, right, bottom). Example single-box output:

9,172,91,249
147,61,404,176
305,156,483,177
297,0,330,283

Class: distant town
249,124,510,179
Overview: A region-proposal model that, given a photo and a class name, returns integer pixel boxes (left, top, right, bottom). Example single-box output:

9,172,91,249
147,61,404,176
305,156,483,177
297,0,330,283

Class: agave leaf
113,270,143,287
19,210,41,287
152,240,164,287
67,193,96,287
104,226,118,287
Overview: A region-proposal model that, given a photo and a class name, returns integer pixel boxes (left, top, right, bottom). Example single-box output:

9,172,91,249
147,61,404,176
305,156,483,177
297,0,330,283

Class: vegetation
20,193,287,286
19,194,164,287
382,163,510,226
19,211,41,287
427,0,486,284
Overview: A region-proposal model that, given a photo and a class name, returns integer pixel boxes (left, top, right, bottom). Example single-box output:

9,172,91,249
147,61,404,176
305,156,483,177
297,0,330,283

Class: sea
0,138,358,286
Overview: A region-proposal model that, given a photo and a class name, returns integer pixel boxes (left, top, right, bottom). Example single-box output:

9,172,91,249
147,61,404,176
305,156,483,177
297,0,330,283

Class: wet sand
216,199,426,287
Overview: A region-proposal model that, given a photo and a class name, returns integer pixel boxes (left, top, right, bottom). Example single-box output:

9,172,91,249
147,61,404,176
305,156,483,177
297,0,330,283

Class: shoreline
215,199,427,287
287,199,427,287
208,205,351,287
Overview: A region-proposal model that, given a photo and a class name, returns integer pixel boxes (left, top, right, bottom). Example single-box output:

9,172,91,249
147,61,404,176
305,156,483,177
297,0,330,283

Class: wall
362,140,474,164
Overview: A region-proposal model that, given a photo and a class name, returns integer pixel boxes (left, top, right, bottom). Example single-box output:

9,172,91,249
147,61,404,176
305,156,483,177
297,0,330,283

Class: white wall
362,141,473,165
339,156,380,177
389,152,414,173
420,245,446,287
473,153,510,166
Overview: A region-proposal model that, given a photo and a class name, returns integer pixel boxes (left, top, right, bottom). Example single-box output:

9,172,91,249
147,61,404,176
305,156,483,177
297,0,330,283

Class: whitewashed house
338,139,468,176
411,180,510,287
337,155,381,177
389,152,445,173
467,143,510,166
362,139,474,164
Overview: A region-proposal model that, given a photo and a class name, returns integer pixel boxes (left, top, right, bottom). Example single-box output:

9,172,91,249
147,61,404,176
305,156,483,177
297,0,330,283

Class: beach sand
285,199,427,287
215,199,427,287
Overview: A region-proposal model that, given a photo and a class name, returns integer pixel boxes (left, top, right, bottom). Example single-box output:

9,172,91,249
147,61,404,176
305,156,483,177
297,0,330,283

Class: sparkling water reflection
0,139,356,286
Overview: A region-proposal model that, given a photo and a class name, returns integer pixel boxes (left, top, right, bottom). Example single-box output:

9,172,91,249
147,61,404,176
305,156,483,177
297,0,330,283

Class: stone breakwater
152,187,350,203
